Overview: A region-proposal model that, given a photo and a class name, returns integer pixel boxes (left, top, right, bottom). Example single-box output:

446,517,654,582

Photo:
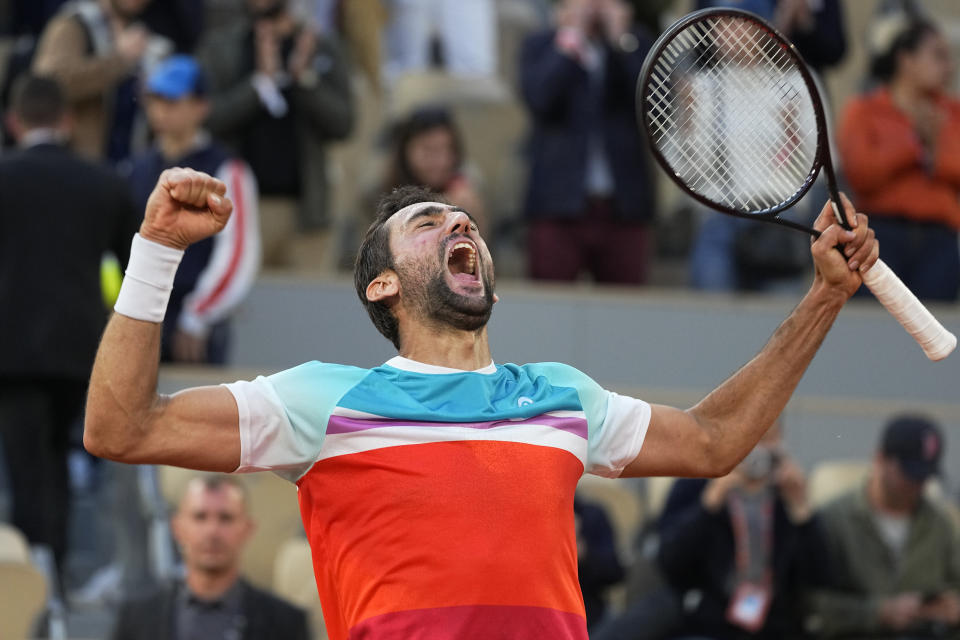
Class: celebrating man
84,168,877,639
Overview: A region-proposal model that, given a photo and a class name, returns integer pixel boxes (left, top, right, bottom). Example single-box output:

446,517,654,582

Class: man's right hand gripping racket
637,8,956,361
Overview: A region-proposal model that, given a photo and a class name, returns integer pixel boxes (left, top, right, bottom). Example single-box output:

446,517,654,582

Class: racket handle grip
860,258,957,361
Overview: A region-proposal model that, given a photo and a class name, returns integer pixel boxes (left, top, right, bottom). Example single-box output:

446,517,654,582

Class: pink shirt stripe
325,413,588,439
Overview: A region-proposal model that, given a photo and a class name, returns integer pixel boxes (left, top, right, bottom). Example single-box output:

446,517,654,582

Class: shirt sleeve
223,361,369,481
586,390,651,477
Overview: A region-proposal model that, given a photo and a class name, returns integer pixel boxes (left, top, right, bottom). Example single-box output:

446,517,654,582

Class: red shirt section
837,88,960,229
297,440,588,640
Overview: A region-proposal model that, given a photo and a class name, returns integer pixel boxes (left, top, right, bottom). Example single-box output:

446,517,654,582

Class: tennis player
84,168,877,639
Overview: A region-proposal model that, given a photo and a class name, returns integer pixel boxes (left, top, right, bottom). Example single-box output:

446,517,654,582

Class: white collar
385,356,497,375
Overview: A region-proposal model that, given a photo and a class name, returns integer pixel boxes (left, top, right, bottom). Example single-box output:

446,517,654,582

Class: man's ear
366,270,400,303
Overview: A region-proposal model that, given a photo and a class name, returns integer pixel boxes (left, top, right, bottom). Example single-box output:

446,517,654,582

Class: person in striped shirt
84,167,878,638
127,55,260,364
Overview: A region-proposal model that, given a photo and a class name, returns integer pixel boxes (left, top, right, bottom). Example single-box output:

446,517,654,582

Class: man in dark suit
0,74,140,574
520,0,654,284
111,475,309,640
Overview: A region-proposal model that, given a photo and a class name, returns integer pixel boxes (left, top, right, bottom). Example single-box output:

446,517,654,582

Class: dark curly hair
354,185,449,349
870,19,939,83
385,105,464,191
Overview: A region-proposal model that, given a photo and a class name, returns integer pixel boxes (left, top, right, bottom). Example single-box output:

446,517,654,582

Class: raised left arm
623,196,877,478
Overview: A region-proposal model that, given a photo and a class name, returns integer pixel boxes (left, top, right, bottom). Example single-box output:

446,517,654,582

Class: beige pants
259,196,333,273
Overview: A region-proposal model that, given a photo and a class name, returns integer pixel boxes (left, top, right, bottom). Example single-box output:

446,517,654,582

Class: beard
397,245,495,333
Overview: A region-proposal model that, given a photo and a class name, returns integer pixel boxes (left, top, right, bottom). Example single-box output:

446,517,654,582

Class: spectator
656,421,821,639
694,0,846,74
519,0,654,285
575,495,625,631
381,0,496,83
837,16,960,301
688,0,847,292
32,0,174,164
127,55,260,365
196,0,353,271
384,105,486,231
0,74,139,576
808,415,960,639
111,475,310,640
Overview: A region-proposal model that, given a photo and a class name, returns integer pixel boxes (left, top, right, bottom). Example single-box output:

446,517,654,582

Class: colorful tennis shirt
225,356,651,639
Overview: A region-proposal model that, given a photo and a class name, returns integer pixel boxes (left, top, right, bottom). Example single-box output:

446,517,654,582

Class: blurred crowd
1,0,960,638
0,0,956,321
580,413,960,640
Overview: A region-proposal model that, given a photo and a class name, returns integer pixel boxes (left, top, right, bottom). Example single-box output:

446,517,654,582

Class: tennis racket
638,8,956,361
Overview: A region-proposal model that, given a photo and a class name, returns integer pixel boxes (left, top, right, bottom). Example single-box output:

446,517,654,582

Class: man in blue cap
809,415,960,639
127,55,261,364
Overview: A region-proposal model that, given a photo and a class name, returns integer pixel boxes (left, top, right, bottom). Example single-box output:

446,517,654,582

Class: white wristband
114,233,185,323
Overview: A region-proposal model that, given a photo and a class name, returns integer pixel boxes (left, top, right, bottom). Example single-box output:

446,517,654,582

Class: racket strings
686,20,813,197
644,15,818,214
657,24,813,209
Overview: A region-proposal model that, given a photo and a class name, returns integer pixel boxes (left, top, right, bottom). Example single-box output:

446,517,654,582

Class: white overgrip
860,258,957,361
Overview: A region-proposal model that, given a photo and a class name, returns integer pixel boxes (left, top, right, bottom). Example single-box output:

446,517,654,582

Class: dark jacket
111,579,310,640
657,478,823,640
519,28,655,222
808,483,960,639
196,20,354,230
0,142,139,379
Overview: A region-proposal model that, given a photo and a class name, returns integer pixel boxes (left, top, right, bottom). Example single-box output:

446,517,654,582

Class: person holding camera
655,421,821,639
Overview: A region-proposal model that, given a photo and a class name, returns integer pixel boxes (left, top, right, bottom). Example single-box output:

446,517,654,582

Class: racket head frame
637,7,844,234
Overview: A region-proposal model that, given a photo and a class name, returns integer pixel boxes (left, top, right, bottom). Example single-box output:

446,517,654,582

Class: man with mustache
111,476,308,639
84,168,878,639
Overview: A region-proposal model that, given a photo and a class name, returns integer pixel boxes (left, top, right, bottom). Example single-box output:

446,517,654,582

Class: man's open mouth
447,241,478,278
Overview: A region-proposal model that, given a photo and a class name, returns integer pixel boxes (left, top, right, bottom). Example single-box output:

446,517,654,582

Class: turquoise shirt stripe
336,362,585,423
267,361,370,480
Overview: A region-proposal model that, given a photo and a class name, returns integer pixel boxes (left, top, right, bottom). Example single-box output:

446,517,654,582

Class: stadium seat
390,71,512,116
0,563,47,639
274,537,327,640
808,460,870,508
0,522,30,563
0,523,48,638
925,480,960,534
575,476,646,615
644,476,677,523
157,466,304,590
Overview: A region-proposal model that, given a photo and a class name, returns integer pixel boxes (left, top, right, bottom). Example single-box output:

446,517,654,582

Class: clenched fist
140,168,233,251
809,192,878,299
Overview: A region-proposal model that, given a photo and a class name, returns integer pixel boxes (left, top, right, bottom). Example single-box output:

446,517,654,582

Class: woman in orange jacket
837,17,960,301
